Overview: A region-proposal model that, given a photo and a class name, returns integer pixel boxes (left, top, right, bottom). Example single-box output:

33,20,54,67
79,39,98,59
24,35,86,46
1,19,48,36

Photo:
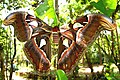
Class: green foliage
35,0,58,27
0,0,120,79
105,72,120,80
91,0,117,17
2,0,31,10
0,26,9,52
58,0,84,24
56,69,68,80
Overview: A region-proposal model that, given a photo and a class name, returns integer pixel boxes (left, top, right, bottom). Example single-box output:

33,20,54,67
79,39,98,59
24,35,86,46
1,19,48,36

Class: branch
95,42,115,63
112,1,120,19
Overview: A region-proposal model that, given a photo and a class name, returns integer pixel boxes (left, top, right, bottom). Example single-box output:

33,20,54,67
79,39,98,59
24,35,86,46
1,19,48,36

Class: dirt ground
12,64,119,80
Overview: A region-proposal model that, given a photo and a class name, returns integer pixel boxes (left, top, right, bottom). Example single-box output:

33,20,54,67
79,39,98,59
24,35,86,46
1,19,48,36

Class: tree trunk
115,29,120,73
55,0,59,19
98,38,102,65
111,8,120,73
9,32,17,80
0,44,5,80
85,52,93,73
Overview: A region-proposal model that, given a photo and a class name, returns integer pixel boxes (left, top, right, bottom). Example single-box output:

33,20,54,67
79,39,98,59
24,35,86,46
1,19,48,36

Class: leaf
91,0,117,17
35,0,58,27
56,69,68,80
35,0,49,17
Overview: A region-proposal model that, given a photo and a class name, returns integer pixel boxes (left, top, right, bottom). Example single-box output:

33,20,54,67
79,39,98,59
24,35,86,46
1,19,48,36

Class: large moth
58,14,116,74
4,12,116,75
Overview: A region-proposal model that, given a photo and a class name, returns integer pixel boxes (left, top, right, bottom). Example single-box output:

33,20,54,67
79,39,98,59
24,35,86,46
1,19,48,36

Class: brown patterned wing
58,14,117,75
3,11,34,42
23,37,50,73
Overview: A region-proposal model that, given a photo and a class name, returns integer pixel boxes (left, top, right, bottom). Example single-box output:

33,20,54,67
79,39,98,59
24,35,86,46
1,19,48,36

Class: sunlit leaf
35,0,49,17
35,0,58,27
56,69,68,80
91,0,117,17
